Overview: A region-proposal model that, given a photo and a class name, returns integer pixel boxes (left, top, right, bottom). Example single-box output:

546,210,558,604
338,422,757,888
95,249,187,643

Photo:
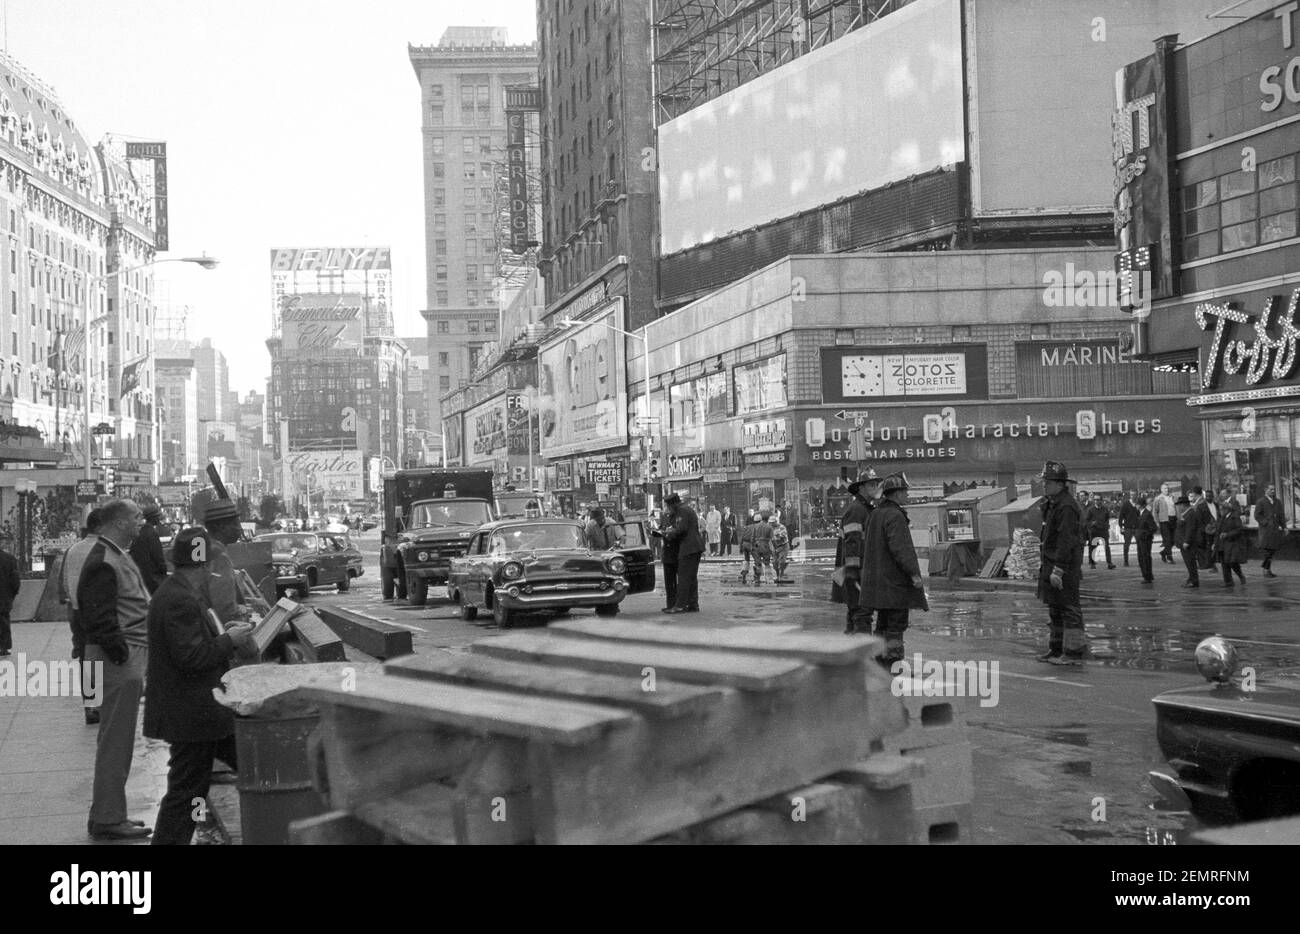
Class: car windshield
489,523,587,553
256,534,316,552
409,501,492,528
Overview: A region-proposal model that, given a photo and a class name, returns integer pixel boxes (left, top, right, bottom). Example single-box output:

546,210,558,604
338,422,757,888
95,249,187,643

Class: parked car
447,518,654,628
1149,635,1300,823
255,531,363,599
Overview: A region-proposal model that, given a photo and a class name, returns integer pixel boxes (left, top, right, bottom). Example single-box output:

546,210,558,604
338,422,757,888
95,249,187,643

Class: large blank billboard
658,0,963,255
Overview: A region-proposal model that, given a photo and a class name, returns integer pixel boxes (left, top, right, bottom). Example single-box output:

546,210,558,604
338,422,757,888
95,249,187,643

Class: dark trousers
1222,562,1245,585
1122,531,1135,564
1182,545,1200,585
720,537,733,556
843,576,873,632
153,736,238,845
1089,534,1112,567
674,552,701,610
873,608,910,666
663,561,678,609
0,609,10,653
1159,521,1174,559
1047,603,1086,658
1261,548,1276,570
1136,536,1154,581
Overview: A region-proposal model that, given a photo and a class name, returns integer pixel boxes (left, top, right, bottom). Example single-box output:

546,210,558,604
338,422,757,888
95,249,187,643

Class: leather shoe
1037,651,1061,663
89,821,152,840
1048,655,1084,667
661,607,676,613
663,607,688,614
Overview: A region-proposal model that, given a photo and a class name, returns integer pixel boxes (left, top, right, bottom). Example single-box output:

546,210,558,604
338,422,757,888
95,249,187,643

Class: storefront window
1207,414,1295,526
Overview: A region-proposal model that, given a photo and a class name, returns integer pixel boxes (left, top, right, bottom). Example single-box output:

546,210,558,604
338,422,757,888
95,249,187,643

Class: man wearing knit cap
201,499,249,624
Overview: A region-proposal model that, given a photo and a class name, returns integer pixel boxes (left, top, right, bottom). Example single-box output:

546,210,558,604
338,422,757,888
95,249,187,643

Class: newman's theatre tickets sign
280,293,364,352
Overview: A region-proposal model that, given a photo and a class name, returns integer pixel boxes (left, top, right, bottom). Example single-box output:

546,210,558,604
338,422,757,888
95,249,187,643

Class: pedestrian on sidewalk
1254,484,1286,577
77,498,152,840
1119,492,1140,567
1135,495,1157,583
705,505,722,557
1217,500,1248,588
769,516,791,582
0,542,19,658
1037,461,1086,666
1180,489,1211,588
144,528,258,845
61,509,104,724
738,511,756,582
860,472,928,670
750,511,774,585
129,503,169,595
832,471,879,634
661,492,704,613
1085,492,1115,569
720,506,736,557
1153,484,1176,563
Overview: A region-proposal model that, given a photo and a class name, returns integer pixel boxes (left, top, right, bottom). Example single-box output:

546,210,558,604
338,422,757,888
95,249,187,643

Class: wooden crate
294,621,908,845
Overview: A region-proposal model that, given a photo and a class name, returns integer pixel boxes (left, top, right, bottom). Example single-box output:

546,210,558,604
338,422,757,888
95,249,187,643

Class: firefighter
1037,461,1087,665
832,470,879,635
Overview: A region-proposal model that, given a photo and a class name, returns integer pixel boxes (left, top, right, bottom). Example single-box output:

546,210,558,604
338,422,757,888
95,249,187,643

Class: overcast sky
3,0,537,393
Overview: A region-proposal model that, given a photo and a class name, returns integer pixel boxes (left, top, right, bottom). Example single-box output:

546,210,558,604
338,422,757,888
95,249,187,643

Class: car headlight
1194,636,1238,684
502,561,524,580
417,551,430,562
606,555,627,574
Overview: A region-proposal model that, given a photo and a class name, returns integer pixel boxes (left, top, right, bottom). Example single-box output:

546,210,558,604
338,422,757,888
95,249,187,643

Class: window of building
482,264,494,280
430,105,444,124
485,318,496,332
479,136,491,155
435,264,447,282
438,352,449,366
440,375,451,390
463,163,476,179
480,162,493,178
464,187,476,204
434,213,447,231
433,163,445,179
1183,156,1300,261
434,189,446,207
434,239,446,254
466,265,479,282
466,239,478,255
467,290,478,306
481,212,493,227
481,238,494,254
480,187,492,203
464,213,477,233
462,137,475,155
432,137,445,155
437,320,449,333
436,290,448,306
431,83,443,100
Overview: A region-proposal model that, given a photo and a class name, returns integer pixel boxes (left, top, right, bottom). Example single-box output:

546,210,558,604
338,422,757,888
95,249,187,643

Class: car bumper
406,564,449,582
496,580,627,610
275,575,308,589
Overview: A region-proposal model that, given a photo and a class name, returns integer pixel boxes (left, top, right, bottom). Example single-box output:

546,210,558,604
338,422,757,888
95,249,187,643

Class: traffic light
648,457,660,481
103,466,115,495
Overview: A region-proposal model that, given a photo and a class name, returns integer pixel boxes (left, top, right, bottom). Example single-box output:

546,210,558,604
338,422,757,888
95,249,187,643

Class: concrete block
900,742,974,810
915,802,974,845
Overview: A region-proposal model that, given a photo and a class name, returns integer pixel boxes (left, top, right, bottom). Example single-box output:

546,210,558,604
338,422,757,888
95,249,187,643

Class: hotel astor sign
1195,290,1300,390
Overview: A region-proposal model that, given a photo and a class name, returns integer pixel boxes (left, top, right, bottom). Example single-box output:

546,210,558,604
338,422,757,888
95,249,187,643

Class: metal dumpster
234,712,328,845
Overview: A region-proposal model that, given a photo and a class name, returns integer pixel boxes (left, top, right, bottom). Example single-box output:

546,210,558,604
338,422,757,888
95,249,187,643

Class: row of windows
432,187,497,208
433,239,498,256
430,136,495,158
1182,155,1300,261
431,162,500,181
433,212,497,233
433,316,495,333
433,264,496,283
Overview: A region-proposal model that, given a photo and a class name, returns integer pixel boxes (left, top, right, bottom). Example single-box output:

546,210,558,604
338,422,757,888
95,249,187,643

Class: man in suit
144,528,257,845
129,503,169,594
1037,461,1087,665
77,498,152,840
1135,495,1158,583
1180,487,1213,588
859,472,928,669
1152,483,1176,563
662,491,705,614
1084,493,1115,569
0,543,20,658
1254,483,1286,577
1119,492,1141,567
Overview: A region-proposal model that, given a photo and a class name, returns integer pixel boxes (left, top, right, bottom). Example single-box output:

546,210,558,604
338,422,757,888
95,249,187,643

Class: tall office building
410,28,538,461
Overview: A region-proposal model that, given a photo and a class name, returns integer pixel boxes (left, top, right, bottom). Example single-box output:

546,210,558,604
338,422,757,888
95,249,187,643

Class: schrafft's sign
1195,290,1300,391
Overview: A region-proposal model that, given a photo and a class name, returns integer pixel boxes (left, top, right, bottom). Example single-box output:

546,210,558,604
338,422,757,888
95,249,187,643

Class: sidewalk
0,621,239,845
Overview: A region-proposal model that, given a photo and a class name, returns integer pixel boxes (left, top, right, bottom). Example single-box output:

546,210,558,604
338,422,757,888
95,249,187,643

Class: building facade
410,28,538,459
155,338,197,480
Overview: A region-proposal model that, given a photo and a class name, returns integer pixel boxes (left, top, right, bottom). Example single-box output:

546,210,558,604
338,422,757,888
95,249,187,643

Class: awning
0,443,72,464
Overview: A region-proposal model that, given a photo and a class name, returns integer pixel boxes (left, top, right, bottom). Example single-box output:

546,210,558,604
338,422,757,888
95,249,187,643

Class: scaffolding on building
651,0,916,125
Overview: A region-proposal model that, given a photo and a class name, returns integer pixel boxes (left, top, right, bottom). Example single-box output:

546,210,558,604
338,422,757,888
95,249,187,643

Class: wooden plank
978,547,1009,579
290,610,348,663
385,651,727,719
316,605,415,660
474,632,810,691
298,676,637,746
547,619,878,666
1191,815,1300,846
352,784,459,845
832,754,926,791
288,810,386,845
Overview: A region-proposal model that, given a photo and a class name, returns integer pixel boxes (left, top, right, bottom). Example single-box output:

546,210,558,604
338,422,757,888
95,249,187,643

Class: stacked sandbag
1004,528,1041,580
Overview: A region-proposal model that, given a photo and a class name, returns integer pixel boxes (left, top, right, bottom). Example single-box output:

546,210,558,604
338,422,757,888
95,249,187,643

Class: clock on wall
840,355,883,397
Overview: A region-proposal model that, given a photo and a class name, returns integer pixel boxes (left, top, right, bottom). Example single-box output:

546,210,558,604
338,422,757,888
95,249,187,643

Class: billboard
270,248,391,271
464,397,507,465
285,449,365,500
270,246,393,335
820,345,989,403
537,299,628,458
124,141,168,250
279,293,365,352
657,0,962,254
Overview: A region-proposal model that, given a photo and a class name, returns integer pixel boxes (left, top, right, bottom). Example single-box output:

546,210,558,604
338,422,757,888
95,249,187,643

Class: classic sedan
255,531,363,599
1149,636,1300,823
447,519,653,628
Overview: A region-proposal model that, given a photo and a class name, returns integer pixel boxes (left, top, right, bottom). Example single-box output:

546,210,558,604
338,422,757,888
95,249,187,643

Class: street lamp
14,478,37,572
81,255,219,480
558,315,652,509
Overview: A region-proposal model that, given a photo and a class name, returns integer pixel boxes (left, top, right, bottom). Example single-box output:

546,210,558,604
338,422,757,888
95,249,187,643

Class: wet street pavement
315,534,1300,846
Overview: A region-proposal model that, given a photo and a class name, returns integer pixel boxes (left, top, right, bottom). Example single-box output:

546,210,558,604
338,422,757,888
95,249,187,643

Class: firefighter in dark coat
832,470,880,634
1036,461,1086,665
859,472,928,668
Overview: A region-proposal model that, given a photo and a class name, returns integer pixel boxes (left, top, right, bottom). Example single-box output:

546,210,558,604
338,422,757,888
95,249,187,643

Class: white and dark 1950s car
255,531,363,599
447,518,654,628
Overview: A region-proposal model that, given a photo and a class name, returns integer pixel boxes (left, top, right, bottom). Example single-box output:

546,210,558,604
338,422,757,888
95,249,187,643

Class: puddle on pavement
1044,726,1089,747
1060,760,1093,776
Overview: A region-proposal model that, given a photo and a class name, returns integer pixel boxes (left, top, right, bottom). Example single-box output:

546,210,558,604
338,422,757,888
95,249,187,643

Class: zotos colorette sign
1195,290,1300,390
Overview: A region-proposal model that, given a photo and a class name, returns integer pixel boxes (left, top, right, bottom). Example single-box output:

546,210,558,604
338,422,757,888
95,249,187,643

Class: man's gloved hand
225,623,258,658
1050,567,1064,589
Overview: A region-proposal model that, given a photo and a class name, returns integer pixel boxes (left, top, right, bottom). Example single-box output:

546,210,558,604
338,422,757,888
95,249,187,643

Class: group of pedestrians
60,498,259,844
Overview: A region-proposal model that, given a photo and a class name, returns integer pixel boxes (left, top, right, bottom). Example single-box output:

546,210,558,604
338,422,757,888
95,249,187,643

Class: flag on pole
120,357,145,398
63,324,86,370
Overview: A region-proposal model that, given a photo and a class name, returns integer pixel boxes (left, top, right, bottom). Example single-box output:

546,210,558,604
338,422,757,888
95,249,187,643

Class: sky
2,0,537,393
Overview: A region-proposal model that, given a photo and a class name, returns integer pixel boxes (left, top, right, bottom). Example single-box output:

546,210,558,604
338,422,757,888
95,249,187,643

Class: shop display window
1207,414,1296,527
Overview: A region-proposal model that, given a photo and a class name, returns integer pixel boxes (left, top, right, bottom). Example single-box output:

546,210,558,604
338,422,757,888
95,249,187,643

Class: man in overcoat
859,472,928,669
1254,484,1286,577
662,492,705,613
1037,461,1086,665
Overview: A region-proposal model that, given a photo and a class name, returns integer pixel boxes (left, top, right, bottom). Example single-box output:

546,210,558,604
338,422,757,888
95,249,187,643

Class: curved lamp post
81,255,219,480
